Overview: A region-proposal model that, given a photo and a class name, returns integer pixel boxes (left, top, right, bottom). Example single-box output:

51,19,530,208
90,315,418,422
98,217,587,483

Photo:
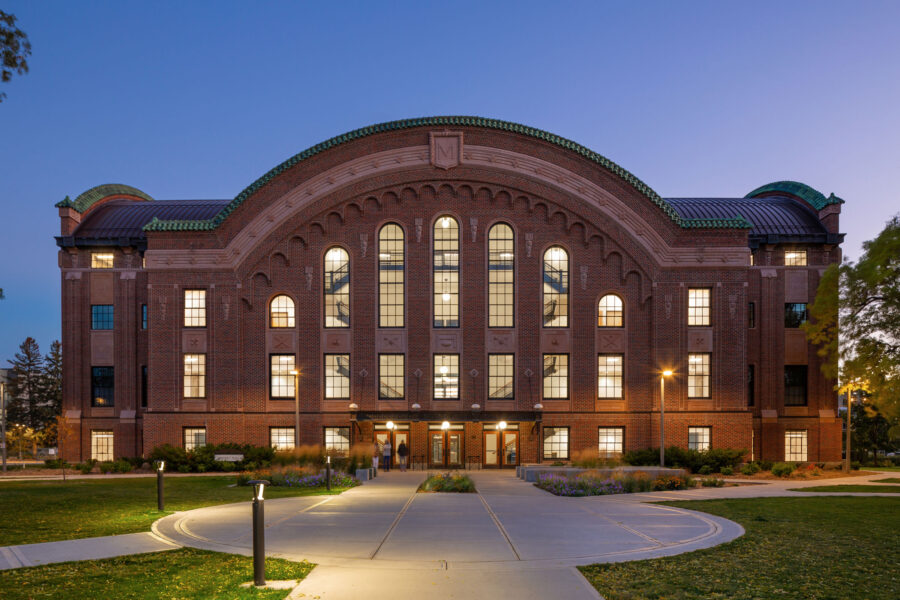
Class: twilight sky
1,0,899,362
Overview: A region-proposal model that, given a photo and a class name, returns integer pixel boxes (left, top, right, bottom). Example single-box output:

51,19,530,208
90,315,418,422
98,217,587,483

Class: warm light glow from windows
688,353,710,398
324,354,350,399
785,250,807,266
598,427,624,457
598,354,624,399
543,354,568,399
378,224,405,327
91,253,114,269
433,216,459,327
598,294,623,327
688,288,710,326
543,246,568,327
488,354,514,399
270,295,295,328
183,354,206,398
91,430,114,461
488,223,515,327
785,430,808,461
270,354,296,398
324,247,350,328
379,354,404,399
434,354,459,399
688,426,711,451
184,290,207,327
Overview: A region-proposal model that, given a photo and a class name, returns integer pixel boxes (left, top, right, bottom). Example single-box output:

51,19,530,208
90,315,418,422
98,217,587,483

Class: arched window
433,215,459,328
488,223,514,327
270,294,295,328
324,247,350,328
598,294,623,327
378,224,405,328
542,246,568,327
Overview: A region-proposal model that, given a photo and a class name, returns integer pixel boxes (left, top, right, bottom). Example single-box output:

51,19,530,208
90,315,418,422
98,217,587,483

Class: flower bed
237,466,359,488
418,473,476,493
535,470,696,497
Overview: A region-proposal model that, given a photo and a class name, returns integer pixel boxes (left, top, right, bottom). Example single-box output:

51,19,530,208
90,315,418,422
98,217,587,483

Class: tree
7,337,45,431
42,341,63,438
805,215,900,435
0,10,31,103
848,398,897,463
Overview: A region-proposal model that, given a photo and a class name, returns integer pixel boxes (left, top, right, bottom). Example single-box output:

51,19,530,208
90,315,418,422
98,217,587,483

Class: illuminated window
433,354,459,399
270,354,295,399
270,427,295,450
91,366,114,407
488,223,515,327
379,354,404,399
433,216,459,327
324,247,350,328
324,427,350,457
688,426,711,451
784,303,808,328
141,304,148,329
785,430,808,461
688,353,710,398
688,288,710,326
270,295,295,328
785,365,808,406
598,294,623,327
91,430,114,461
183,354,206,398
598,427,624,457
598,354,623,399
184,427,207,451
543,354,568,399
543,426,569,459
91,305,114,330
91,253,114,269
488,354,514,399
379,224,405,328
324,354,350,399
542,246,568,327
785,250,807,266
184,290,207,327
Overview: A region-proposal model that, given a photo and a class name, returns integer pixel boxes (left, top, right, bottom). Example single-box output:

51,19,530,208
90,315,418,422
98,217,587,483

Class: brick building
55,117,843,465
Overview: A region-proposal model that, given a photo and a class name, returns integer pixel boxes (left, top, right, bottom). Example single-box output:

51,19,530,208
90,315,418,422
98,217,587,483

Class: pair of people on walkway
377,439,408,472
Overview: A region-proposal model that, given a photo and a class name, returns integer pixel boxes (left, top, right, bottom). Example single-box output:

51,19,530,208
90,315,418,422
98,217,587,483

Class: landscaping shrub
741,462,761,476
698,465,713,475
758,460,774,471
112,459,133,473
571,447,621,468
43,459,68,469
771,462,796,477
148,443,275,473
77,461,94,475
623,447,744,473
721,466,733,476
537,471,677,496
237,465,359,488
272,444,325,468
652,475,694,491
419,473,476,493
614,471,653,493
701,477,725,487
99,461,115,474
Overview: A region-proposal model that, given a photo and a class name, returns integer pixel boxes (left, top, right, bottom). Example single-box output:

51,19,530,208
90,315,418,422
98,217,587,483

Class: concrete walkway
0,532,179,570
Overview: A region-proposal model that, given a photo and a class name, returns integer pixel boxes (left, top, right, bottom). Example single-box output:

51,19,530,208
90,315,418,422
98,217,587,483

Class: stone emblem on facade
305,266,314,290
430,131,463,170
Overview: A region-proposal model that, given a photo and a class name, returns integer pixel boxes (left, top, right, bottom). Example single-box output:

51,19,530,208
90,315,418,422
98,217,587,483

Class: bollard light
326,455,332,491
247,479,270,587
156,460,165,511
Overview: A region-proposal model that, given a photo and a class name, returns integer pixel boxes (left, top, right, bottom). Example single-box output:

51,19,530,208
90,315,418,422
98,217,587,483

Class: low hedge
623,447,746,474
148,443,275,473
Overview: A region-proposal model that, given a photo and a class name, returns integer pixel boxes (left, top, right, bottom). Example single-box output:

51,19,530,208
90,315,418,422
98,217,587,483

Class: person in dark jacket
397,441,409,472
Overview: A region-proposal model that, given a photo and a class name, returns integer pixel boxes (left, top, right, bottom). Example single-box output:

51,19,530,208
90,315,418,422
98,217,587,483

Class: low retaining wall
516,465,686,482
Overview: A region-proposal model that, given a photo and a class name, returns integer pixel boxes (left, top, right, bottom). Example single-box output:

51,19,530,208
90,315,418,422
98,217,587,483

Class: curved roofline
745,180,844,211
142,116,751,232
56,183,154,214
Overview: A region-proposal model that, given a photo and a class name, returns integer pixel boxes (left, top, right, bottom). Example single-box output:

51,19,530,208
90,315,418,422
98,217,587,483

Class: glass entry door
374,425,409,467
502,432,518,467
484,429,518,468
429,428,464,468
484,431,499,467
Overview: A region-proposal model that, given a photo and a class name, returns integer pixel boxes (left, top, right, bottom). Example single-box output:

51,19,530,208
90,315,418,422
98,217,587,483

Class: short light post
290,370,300,449
660,370,673,468
248,479,270,587
325,455,332,491
156,460,165,511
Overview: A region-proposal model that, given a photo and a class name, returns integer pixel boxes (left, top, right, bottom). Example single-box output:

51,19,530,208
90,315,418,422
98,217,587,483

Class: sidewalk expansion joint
478,492,522,560
369,492,417,560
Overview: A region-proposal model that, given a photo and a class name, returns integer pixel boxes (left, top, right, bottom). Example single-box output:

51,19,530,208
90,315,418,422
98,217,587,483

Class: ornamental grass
418,472,476,493
536,471,695,496
237,465,360,488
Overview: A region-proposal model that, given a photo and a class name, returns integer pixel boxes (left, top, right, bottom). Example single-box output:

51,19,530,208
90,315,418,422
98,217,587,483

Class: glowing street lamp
660,370,674,467
156,460,165,511
247,479,270,587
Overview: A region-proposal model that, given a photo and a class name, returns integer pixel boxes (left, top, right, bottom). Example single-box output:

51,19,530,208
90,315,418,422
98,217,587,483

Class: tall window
543,427,569,459
379,224,405,328
688,288,710,326
91,305,114,330
598,354,624,399
543,354,569,399
688,426,711,451
324,354,350,399
748,302,755,329
488,223,514,327
785,430,808,461
433,354,459,399
784,365,808,406
270,355,295,399
270,427,295,450
184,354,206,398
488,354,514,399
324,247,350,328
184,290,207,327
784,250,807,266
324,427,351,456
784,303,808,328
542,246,568,327
141,365,148,408
184,427,207,451
688,353,710,398
598,427,624,457
91,366,114,407
598,294,623,327
748,364,755,407
379,354,405,399
91,253,114,269
91,430,114,461
433,216,459,327
141,304,148,329
270,295,295,328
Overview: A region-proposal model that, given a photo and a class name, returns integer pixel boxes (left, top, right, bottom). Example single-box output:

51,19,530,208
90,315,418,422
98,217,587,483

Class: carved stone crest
729,294,737,319
525,233,534,258
469,217,478,242
580,266,588,290
359,233,368,257
305,266,314,290
415,218,423,243
221,296,231,321
664,294,672,320
430,131,463,170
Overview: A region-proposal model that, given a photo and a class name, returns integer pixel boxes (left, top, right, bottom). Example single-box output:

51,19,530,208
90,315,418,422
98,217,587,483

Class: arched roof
55,183,153,214
745,180,844,211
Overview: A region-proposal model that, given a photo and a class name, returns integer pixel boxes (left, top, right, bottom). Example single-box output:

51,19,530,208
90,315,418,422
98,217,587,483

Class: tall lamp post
660,370,673,467
1,382,7,475
290,370,300,449
842,380,865,473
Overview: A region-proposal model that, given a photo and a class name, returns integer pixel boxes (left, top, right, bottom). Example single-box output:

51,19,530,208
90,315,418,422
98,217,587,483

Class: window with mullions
141,366,148,408
433,216,459,327
688,426,711,451
784,365,808,406
184,290,207,327
91,366,114,407
324,354,350,399
598,294,623,327
91,305,114,330
748,364,755,407
543,354,568,399
688,353,710,398
784,303,808,328
91,430,114,461
270,427,295,450
598,427,624,457
183,354,206,398
270,354,295,399
379,224,405,328
785,430,808,461
270,295,295,328
324,247,350,328
542,246,568,327
488,354,514,399
324,427,350,457
748,302,755,329
543,426,569,459
91,253,114,269
784,250,807,266
688,288,711,326
379,354,405,399
598,354,623,399
488,223,515,327
141,304,148,329
433,354,459,399
184,427,207,451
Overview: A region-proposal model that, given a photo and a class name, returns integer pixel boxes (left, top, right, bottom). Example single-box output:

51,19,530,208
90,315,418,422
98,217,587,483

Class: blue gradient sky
1,1,899,361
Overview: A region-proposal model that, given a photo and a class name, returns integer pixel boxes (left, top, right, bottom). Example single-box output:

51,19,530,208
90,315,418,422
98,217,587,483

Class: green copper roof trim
56,183,154,213
745,181,844,211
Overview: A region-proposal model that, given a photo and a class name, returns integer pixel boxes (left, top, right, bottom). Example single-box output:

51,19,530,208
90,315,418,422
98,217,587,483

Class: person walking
382,438,392,472
397,440,408,472
372,442,379,473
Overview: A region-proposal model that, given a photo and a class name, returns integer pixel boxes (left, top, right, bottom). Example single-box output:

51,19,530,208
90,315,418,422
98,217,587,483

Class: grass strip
579,497,899,600
791,484,900,493
872,477,900,483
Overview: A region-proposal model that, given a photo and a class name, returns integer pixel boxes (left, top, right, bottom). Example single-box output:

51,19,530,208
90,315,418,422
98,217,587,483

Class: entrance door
375,427,410,468
484,431,499,467
484,430,518,468
502,431,518,467
429,430,464,468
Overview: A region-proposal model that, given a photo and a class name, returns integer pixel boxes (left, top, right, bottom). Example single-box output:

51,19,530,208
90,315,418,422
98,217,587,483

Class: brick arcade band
55,117,845,466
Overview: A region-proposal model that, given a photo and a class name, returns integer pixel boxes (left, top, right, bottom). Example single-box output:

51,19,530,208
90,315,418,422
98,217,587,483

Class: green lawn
869,465,900,472
792,484,900,493
579,497,899,600
0,476,349,545
873,477,900,483
0,548,311,599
